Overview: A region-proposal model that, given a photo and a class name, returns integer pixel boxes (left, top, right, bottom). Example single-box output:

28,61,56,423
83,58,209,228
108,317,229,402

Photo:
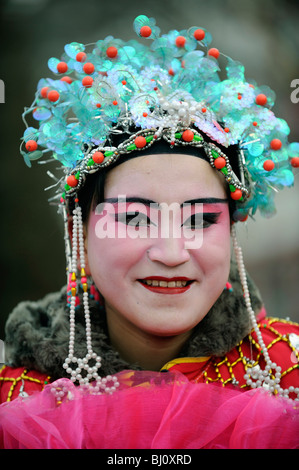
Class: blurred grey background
0,0,298,339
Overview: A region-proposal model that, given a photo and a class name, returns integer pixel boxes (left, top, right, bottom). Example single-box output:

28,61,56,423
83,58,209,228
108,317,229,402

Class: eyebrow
104,197,228,207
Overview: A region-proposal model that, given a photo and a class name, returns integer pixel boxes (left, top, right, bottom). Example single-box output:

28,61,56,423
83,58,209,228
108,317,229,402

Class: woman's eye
115,212,153,227
182,212,221,229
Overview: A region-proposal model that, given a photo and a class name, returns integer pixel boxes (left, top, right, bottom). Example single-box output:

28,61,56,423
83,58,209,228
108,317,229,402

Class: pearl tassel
61,203,119,396
232,226,299,400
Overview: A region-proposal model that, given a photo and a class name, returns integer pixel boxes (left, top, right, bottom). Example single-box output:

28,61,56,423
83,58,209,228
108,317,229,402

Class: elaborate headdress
20,15,299,399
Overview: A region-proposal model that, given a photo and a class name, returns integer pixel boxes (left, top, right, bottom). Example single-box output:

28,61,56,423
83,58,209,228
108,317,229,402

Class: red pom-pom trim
214,157,226,169
263,160,275,171
270,139,282,150
66,175,79,187
82,76,93,88
208,48,220,59
40,87,49,98
134,136,147,148
193,29,205,41
231,189,243,200
60,76,72,84
57,62,68,73
175,36,186,47
182,130,194,142
47,90,60,102
291,157,299,168
92,152,105,164
76,52,87,62
255,94,267,106
83,62,95,74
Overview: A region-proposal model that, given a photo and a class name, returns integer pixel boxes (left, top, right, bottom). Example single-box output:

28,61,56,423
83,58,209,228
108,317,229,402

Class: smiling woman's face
85,153,231,337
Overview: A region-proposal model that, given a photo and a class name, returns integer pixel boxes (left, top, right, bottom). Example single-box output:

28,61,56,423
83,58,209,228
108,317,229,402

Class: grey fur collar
4,260,262,380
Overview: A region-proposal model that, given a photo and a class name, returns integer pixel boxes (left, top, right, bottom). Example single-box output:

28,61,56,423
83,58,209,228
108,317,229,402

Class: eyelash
114,212,221,228
114,212,152,227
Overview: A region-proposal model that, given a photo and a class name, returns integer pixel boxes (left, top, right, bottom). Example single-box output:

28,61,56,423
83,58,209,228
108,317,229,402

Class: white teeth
143,280,188,287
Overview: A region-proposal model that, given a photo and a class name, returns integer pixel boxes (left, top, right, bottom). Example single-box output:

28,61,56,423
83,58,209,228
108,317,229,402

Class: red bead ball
66,175,78,187
40,86,49,98
57,61,68,73
140,25,152,37
83,62,95,74
270,138,282,150
25,140,38,151
263,160,275,171
47,90,60,102
231,189,243,200
182,130,194,142
106,46,118,58
175,36,186,47
76,52,87,62
193,29,205,41
291,157,299,168
214,157,226,169
256,94,267,106
208,48,220,59
134,136,147,148
92,151,105,164
82,76,93,87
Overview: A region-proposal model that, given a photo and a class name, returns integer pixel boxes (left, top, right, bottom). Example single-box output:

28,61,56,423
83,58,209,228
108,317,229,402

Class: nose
147,236,191,267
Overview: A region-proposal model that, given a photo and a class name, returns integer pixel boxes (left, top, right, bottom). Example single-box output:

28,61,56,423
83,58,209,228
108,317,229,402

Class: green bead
87,158,94,166
104,150,115,156
211,149,219,159
75,171,80,179
65,183,70,191
175,132,182,139
221,167,228,175
146,135,154,142
194,135,203,141
229,184,236,192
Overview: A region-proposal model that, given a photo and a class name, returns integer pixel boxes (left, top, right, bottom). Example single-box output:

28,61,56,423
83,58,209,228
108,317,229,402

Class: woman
0,15,298,449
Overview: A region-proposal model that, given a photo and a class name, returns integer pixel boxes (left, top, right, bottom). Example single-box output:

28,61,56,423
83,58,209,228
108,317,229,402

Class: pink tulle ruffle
0,370,298,449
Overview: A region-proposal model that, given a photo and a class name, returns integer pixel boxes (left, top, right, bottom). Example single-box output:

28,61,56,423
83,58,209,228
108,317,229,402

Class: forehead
104,153,227,203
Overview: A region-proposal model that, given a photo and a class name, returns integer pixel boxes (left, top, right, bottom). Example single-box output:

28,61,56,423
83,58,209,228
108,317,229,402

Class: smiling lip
138,277,194,294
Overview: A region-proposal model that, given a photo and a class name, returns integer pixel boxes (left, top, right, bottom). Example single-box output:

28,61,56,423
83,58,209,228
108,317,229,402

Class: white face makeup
85,153,231,338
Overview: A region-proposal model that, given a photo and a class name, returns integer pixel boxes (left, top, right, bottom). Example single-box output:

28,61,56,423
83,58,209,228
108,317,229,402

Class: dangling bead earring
231,226,298,400
62,199,119,395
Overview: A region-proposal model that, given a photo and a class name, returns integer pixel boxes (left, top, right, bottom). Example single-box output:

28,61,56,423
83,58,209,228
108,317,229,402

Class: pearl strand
232,227,299,400
60,203,119,398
